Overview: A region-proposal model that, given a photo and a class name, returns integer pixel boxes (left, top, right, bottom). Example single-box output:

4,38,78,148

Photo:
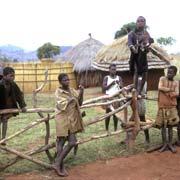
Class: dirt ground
3,148,180,180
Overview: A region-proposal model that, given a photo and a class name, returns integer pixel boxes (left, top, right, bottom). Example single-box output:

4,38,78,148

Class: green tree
156,37,176,46
114,22,136,39
37,42,60,59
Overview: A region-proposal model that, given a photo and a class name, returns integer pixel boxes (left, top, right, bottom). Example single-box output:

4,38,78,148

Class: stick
0,108,54,115
127,89,140,149
33,68,48,118
83,85,133,105
77,124,152,145
84,101,131,127
0,114,56,145
0,145,52,169
44,114,54,163
81,97,127,109
0,143,56,171
76,129,126,145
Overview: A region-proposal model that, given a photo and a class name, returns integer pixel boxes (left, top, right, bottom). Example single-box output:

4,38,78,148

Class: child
0,67,26,145
128,16,154,95
176,80,180,146
53,73,84,177
102,63,123,134
154,66,179,153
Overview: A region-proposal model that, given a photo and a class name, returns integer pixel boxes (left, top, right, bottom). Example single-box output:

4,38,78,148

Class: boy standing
154,66,179,153
53,73,84,177
0,67,26,144
102,64,123,133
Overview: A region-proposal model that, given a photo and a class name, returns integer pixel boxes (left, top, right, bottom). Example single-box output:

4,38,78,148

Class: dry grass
56,37,104,73
93,35,171,72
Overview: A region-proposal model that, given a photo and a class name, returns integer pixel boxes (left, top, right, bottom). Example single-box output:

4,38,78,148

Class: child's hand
131,46,138,54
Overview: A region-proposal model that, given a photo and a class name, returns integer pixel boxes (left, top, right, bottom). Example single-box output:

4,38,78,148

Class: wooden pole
83,84,134,105
0,114,56,145
127,89,140,149
81,97,127,109
0,108,54,115
0,145,52,169
0,143,56,171
33,68,48,118
84,101,131,127
77,129,126,145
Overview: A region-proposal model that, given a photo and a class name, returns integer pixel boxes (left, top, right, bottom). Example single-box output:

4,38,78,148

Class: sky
0,0,179,53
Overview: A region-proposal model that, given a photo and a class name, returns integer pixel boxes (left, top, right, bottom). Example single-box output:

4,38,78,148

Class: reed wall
5,61,76,93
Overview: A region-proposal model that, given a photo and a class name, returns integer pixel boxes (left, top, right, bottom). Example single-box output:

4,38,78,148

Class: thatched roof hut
92,35,171,90
57,34,104,73
56,34,104,87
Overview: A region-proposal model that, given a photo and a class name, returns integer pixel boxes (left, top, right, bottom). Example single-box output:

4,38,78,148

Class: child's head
136,16,146,30
58,73,70,88
167,65,178,80
109,63,117,76
3,67,15,82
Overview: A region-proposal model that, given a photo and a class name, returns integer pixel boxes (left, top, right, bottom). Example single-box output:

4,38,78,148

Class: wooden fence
5,60,76,93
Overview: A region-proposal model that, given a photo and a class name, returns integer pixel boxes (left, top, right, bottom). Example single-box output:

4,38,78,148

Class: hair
109,63,116,69
58,73,68,82
168,65,178,74
136,16,146,24
3,67,15,76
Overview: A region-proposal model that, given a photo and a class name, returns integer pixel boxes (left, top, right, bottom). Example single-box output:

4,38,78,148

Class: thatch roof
56,34,104,73
92,35,171,71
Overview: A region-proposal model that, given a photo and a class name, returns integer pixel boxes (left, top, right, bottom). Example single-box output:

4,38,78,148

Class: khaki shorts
154,107,179,128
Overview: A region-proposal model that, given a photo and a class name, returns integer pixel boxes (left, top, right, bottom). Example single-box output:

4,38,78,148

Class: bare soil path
4,149,180,180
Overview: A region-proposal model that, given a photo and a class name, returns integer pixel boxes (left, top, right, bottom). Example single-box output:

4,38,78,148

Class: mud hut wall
75,71,103,88
100,69,164,91
4,62,76,93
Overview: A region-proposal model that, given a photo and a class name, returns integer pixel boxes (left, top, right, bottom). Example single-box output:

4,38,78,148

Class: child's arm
169,81,179,98
128,32,137,54
14,83,27,110
158,77,172,92
78,85,84,106
102,76,115,93
55,89,69,111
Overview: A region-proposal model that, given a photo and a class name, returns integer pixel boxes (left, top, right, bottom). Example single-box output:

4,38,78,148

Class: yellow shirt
54,87,84,137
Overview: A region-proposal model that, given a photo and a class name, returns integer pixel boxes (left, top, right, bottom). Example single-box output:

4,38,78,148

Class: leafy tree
37,42,60,59
114,22,136,39
156,37,176,46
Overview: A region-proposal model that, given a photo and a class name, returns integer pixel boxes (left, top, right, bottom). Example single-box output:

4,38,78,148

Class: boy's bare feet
159,144,168,153
168,144,177,153
61,165,69,176
52,164,68,177
106,130,111,135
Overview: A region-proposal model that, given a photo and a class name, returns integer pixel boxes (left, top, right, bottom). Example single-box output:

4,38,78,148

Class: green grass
0,88,166,176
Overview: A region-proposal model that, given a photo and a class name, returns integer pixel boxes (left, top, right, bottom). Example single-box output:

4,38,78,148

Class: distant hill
0,45,72,62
